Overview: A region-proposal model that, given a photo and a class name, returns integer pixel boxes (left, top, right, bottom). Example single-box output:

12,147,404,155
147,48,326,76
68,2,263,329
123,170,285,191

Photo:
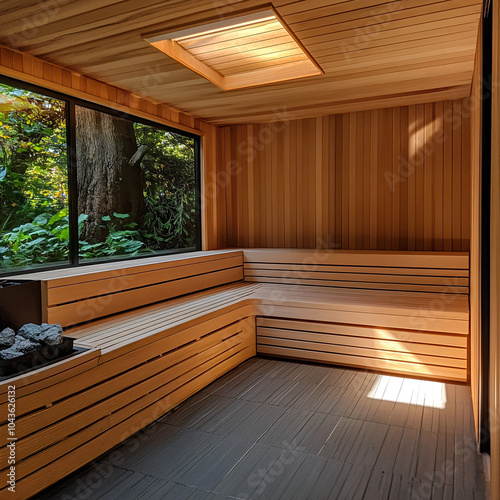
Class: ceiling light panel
146,9,323,91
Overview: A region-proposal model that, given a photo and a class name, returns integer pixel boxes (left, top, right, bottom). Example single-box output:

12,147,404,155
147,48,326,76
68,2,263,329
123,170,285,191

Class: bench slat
258,345,466,381
243,249,469,269
257,318,468,348
246,276,469,294
245,262,470,277
48,254,243,305
243,249,469,294
49,266,243,327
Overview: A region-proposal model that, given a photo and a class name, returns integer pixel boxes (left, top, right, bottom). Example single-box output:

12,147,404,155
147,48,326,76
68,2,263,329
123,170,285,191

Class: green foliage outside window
0,82,199,273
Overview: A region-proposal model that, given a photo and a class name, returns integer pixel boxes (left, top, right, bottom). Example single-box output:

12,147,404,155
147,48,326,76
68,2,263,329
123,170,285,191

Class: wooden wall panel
490,1,500,498
470,25,483,445
0,44,223,251
220,100,471,251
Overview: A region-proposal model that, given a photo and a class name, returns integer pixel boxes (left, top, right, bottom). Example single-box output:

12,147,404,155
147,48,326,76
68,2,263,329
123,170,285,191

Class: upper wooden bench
0,248,469,498
26,250,244,327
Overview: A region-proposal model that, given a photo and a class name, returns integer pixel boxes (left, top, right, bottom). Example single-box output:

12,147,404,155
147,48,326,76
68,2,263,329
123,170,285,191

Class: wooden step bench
0,282,259,498
0,248,469,498
244,249,469,383
255,284,468,382
0,251,254,498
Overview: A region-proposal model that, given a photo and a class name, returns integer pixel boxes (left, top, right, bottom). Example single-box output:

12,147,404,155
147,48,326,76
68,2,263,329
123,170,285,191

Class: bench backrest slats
243,249,469,295
6,251,244,328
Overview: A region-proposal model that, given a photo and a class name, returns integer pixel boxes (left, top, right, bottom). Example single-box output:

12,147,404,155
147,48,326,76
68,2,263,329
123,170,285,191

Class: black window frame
0,75,202,277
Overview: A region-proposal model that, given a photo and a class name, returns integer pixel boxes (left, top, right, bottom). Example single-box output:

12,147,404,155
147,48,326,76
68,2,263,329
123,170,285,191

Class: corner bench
0,248,469,497
244,249,469,382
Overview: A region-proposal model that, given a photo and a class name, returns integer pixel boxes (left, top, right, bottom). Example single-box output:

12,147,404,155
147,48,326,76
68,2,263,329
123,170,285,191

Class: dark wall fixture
0,280,42,331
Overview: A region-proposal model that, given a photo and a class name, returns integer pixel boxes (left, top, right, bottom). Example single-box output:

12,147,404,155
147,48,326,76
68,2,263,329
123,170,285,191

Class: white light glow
367,375,447,409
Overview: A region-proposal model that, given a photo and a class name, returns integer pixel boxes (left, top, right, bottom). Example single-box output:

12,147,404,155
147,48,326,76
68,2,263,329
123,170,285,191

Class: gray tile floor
38,357,488,500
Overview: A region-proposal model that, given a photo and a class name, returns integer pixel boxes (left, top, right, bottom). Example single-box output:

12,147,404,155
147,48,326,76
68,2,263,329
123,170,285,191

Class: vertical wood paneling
370,110,378,250
306,118,316,248
363,111,371,250
355,112,364,249
384,108,394,250
296,120,304,248
321,116,330,248
335,116,343,249
238,126,247,248
328,116,336,249
227,127,236,247
400,106,409,251
415,105,425,251
316,117,323,248
490,0,500,497
434,102,444,252
215,126,227,250
424,103,434,251
453,101,463,252
349,113,357,249
290,120,298,248
393,107,401,250
220,100,471,251
443,101,454,252
408,105,417,251
342,115,350,249
271,125,279,248
265,124,273,247
247,125,255,248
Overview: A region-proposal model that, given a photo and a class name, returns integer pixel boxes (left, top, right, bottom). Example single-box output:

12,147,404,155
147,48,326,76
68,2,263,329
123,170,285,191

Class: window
0,83,69,271
0,78,200,275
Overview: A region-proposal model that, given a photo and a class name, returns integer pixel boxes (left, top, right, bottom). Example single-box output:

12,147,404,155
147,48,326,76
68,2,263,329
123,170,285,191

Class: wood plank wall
470,25,483,445
490,1,500,498
0,44,221,250
219,100,472,251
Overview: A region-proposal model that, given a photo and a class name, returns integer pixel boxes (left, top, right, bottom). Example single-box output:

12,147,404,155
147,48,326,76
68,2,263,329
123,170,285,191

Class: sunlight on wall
408,116,444,164
367,374,447,409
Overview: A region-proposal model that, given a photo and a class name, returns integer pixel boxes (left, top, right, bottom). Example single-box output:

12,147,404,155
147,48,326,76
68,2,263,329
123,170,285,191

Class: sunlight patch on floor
367,375,447,409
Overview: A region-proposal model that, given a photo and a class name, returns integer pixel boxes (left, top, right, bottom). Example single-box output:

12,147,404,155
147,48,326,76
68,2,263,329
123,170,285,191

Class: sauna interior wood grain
0,0,482,123
221,102,471,252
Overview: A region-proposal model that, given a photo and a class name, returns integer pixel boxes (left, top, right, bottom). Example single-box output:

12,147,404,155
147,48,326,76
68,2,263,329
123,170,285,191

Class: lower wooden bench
0,283,259,499
254,284,469,382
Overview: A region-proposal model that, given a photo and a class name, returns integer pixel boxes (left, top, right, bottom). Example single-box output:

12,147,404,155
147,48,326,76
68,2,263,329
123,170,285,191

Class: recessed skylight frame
145,7,323,91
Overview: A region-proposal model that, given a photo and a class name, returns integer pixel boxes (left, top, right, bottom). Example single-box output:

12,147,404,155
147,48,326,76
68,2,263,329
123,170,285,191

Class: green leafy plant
0,211,148,269
78,213,145,259
0,208,70,267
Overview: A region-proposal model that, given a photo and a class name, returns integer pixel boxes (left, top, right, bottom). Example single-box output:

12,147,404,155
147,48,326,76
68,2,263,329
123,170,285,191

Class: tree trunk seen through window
76,106,146,243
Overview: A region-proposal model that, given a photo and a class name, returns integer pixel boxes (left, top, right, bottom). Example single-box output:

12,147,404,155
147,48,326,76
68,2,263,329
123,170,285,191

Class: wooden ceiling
0,0,482,125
